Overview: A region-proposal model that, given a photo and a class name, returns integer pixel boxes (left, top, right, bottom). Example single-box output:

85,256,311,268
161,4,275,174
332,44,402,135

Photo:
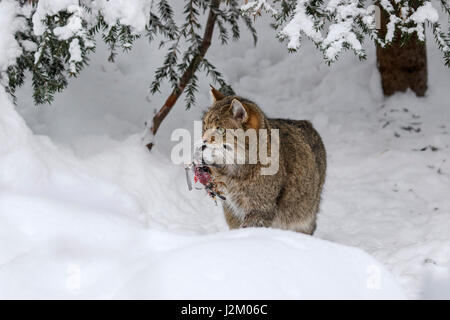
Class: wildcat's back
270,118,326,192
267,118,326,234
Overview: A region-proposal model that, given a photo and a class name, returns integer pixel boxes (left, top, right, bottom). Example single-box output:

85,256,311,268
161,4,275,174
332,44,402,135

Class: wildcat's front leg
241,210,275,228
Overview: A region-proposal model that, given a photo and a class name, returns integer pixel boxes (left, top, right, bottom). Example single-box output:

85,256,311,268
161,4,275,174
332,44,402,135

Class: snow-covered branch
1,0,257,107
242,0,449,63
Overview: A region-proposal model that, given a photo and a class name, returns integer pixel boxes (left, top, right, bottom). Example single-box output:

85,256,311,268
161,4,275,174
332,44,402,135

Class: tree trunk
376,4,428,97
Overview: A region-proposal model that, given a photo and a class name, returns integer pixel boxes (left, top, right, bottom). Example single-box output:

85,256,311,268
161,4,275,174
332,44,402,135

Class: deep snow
0,3,449,299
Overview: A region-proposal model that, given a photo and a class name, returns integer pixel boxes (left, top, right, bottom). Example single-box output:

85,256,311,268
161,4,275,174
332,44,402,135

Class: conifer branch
146,0,221,151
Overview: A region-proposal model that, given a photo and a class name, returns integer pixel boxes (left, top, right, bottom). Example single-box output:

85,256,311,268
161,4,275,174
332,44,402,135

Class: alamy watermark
169,6,384,177
171,121,280,176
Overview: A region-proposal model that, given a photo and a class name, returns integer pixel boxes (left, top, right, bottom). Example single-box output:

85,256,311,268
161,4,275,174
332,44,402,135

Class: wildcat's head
199,86,266,172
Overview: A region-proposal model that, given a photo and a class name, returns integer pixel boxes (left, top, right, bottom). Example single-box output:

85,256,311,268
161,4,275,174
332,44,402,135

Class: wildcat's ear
230,99,248,123
210,85,224,102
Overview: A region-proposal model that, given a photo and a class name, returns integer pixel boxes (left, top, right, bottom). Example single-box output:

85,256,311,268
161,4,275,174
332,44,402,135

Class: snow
385,14,401,43
52,5,84,40
32,0,78,36
69,38,82,73
280,0,322,50
244,0,446,61
92,0,152,34
0,187,404,299
409,2,439,24
21,40,38,52
113,229,403,299
0,1,449,299
0,0,24,72
422,262,450,299
26,0,155,61
407,1,440,41
324,21,362,61
241,0,278,15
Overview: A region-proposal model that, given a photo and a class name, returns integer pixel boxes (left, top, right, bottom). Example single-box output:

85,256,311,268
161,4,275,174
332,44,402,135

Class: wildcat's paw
214,181,227,195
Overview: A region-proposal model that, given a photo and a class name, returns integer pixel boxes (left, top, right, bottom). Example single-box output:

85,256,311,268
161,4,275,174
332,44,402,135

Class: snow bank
115,229,404,299
0,88,404,299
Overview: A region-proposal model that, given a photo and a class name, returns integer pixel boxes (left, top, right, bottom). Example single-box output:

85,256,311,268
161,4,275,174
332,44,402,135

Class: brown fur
202,90,326,235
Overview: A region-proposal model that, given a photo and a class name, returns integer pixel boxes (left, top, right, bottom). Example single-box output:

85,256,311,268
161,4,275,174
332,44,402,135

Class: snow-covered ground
1,4,449,299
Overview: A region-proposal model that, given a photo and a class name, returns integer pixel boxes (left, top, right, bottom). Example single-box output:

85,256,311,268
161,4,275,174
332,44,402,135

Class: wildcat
200,87,326,234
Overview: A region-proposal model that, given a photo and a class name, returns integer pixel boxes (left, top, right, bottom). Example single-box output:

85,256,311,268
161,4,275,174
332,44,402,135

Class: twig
147,0,221,150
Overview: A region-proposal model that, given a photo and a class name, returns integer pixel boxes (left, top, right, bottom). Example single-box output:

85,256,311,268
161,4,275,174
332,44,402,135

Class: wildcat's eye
216,127,225,134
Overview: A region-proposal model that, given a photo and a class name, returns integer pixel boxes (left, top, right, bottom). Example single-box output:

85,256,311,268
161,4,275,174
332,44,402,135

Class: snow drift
0,88,404,299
